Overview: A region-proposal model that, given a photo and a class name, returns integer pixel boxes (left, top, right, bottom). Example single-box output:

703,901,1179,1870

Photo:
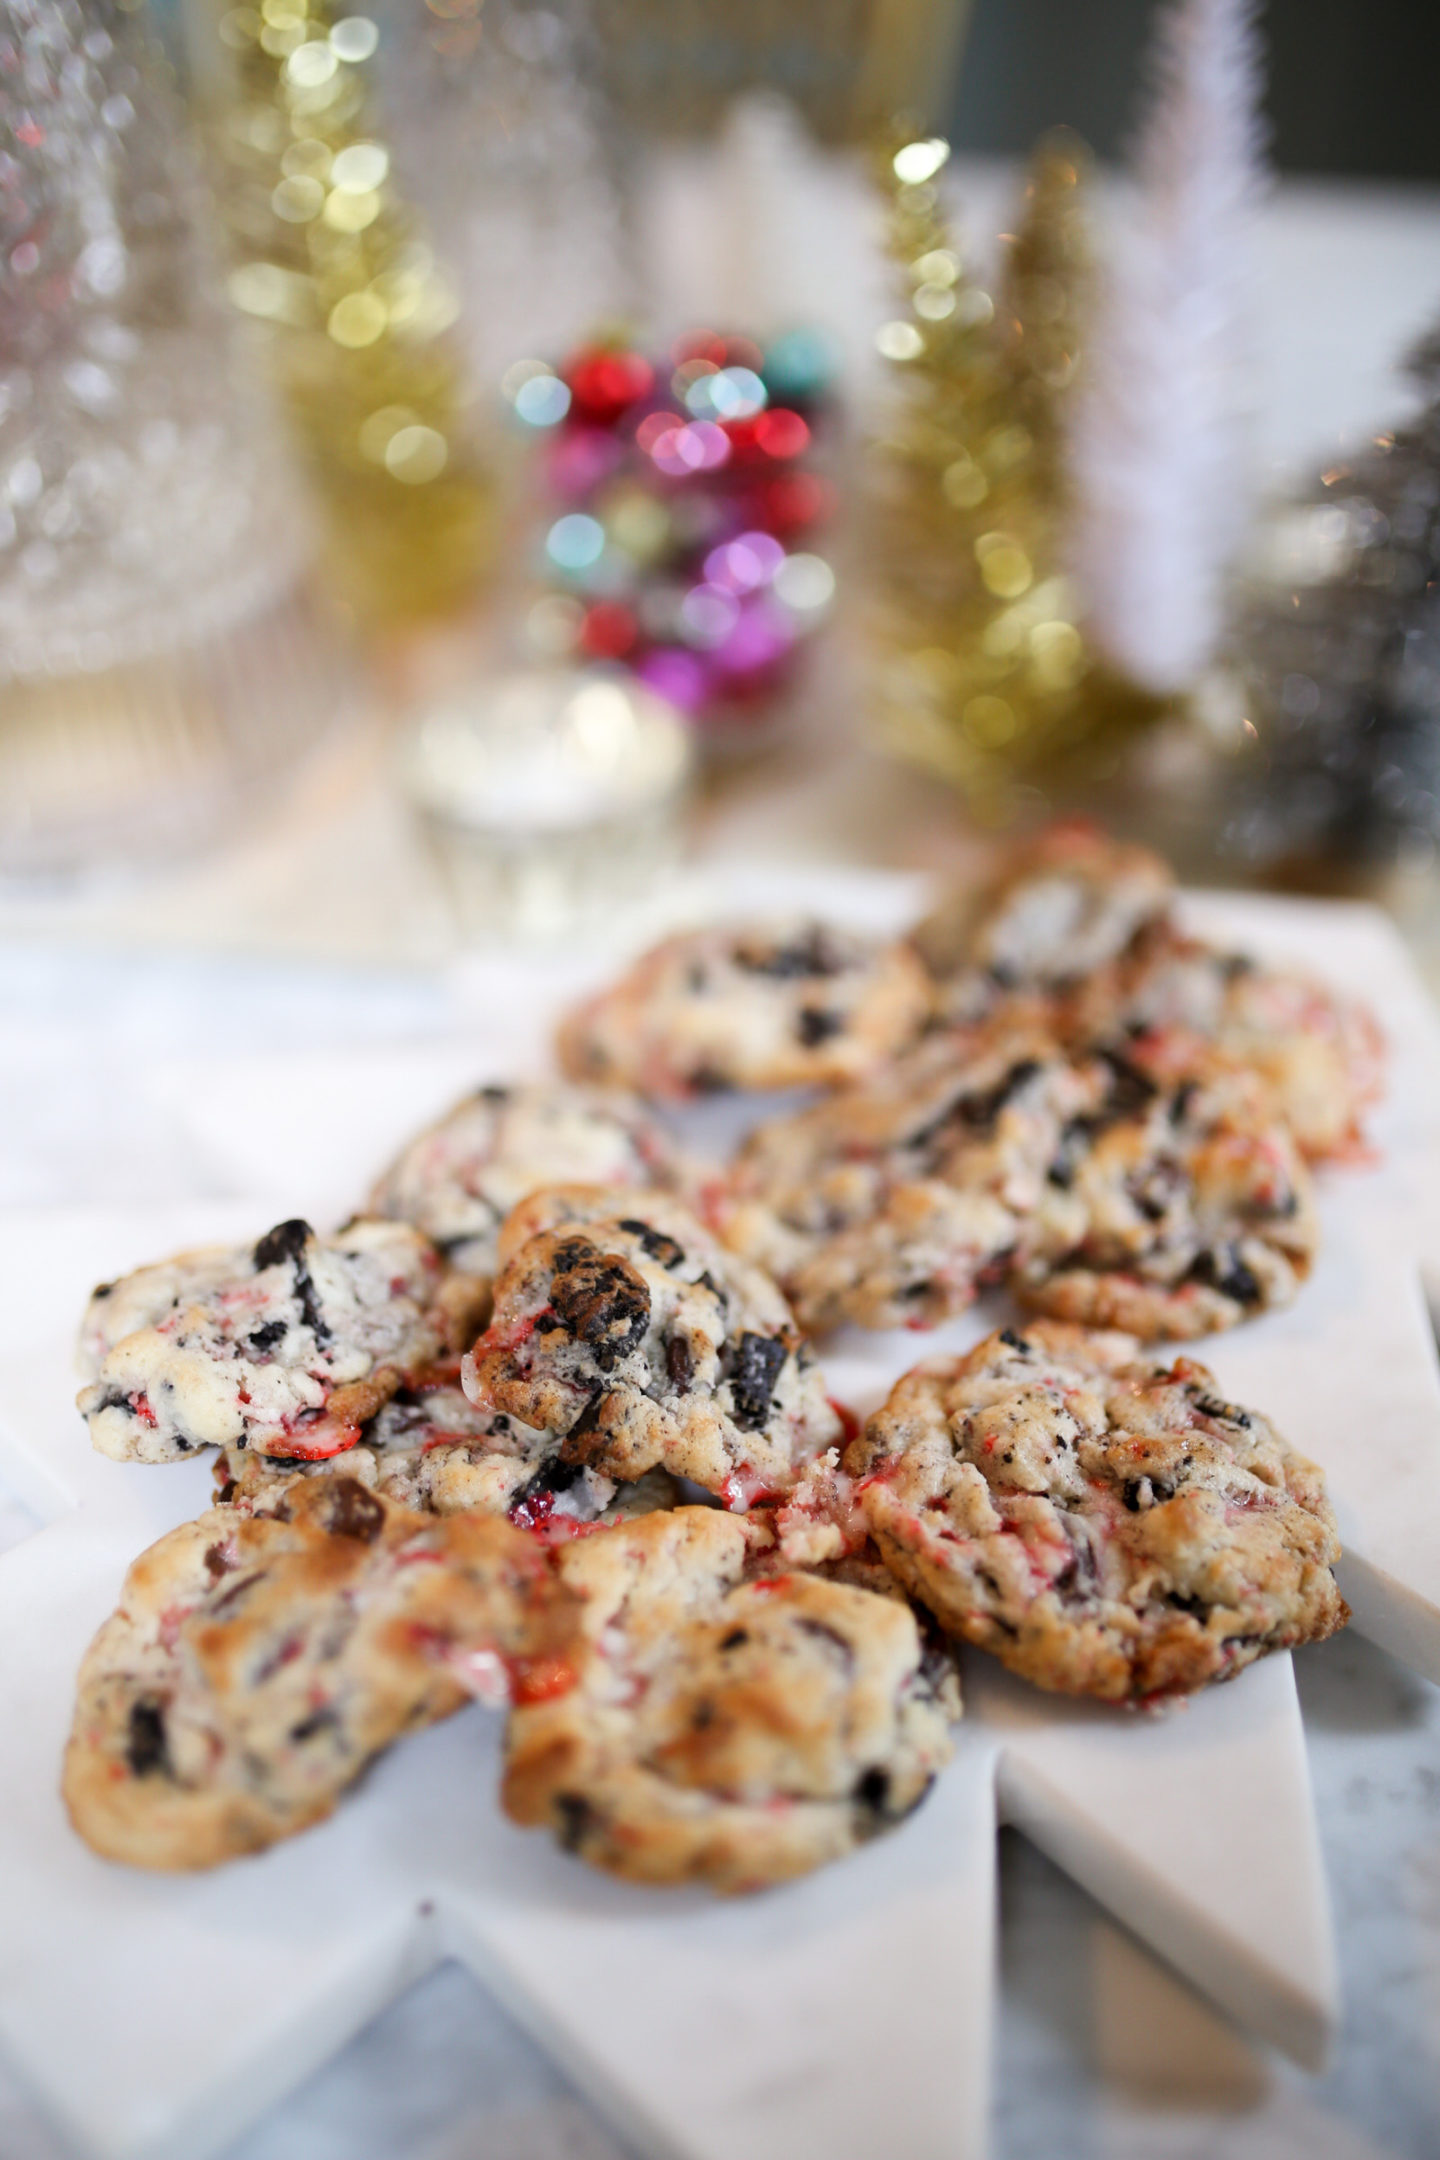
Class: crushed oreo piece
728,1332,788,1430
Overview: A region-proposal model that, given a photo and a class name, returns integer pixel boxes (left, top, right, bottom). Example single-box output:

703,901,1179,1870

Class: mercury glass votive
401,667,694,940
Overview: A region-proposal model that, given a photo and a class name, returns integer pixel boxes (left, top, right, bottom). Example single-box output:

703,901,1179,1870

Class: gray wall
948,0,1440,181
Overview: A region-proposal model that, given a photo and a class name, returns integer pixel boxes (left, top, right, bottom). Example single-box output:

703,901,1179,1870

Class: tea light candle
401,667,695,941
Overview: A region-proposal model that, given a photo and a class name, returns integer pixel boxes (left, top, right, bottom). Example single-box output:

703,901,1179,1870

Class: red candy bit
476,1310,542,1361
506,1652,578,1705
133,1393,158,1429
565,348,654,425
508,1487,555,1532
852,1463,898,1495
746,1573,791,1596
720,1467,784,1511
579,600,638,659
269,1420,361,1461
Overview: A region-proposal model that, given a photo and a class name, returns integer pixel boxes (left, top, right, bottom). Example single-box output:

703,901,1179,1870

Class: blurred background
5,0,1440,968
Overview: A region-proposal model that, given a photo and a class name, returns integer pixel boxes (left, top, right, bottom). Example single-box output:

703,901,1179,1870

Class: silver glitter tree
1225,324,1440,875
0,0,333,877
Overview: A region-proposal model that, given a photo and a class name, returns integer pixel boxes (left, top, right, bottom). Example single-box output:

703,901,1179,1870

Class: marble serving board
1,872,1437,2160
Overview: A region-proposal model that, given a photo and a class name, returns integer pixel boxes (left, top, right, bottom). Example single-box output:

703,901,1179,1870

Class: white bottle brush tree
1070,0,1268,697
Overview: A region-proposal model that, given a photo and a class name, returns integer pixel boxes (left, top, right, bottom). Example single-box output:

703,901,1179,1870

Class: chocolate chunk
1193,1393,1253,1429
1185,1246,1263,1306
555,1791,595,1852
734,925,849,979
514,1455,584,1513
854,1766,891,1819
126,1699,170,1778
1098,1047,1158,1119
719,1628,749,1651
797,1006,843,1047
729,1332,788,1430
688,1063,734,1094
252,1219,314,1271
909,1057,1043,1155
322,1477,386,1544
559,1389,608,1462
1166,1590,1208,1615
1128,1156,1185,1222
289,1706,338,1742
215,1478,237,1504
1169,1079,1200,1126
246,1319,288,1354
617,1220,685,1269
90,1279,115,1301
251,1219,330,1346
1122,1475,1174,1514
203,1542,232,1580
551,1248,651,1370
666,1333,694,1390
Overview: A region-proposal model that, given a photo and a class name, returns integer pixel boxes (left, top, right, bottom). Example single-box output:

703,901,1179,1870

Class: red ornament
753,409,810,460
565,348,655,426
579,601,638,659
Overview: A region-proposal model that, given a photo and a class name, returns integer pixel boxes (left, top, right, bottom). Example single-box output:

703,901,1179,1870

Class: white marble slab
4,874,1438,2160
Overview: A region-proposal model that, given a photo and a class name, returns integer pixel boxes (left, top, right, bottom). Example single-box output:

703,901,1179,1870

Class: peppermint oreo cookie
79,1218,471,1465
64,1477,580,1869
846,1323,1346,1700
557,918,932,1099
365,1081,680,1279
502,1506,959,1891
466,1187,841,1505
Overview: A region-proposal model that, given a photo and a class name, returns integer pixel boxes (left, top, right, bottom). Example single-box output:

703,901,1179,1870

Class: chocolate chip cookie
502,1506,959,1891
365,1082,680,1279
64,1477,580,1869
466,1187,841,1506
717,1024,1107,1332
556,918,933,1099
1011,1053,1319,1338
845,1322,1346,1700
78,1218,462,1465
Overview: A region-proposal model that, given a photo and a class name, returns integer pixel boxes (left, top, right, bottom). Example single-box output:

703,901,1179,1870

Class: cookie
1067,922,1384,1161
365,1082,680,1280
1011,1053,1319,1338
214,1368,684,1539
78,1218,466,1466
914,825,1174,1010
501,1506,960,1892
846,1323,1346,1700
78,1243,253,1381
556,918,933,1099
63,1476,581,1869
717,1025,1106,1332
466,1187,841,1506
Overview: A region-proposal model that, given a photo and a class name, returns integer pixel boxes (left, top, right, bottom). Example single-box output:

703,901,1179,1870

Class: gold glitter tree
205,0,496,627
868,128,1158,820
995,128,1092,510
